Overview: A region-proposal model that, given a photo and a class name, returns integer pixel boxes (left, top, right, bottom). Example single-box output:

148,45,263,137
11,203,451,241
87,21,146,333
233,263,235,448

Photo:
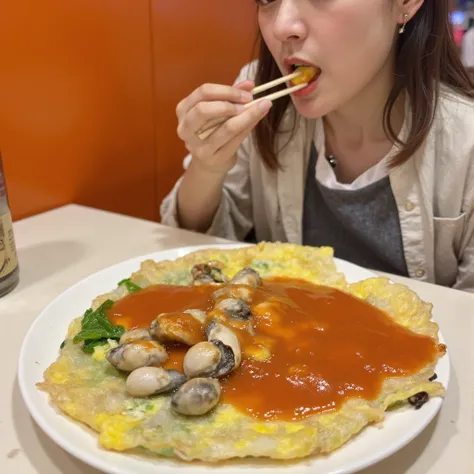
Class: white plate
18,243,450,474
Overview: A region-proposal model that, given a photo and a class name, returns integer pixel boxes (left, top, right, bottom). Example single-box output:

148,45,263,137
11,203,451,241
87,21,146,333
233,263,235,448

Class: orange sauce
108,285,216,329
161,343,188,371
106,278,438,421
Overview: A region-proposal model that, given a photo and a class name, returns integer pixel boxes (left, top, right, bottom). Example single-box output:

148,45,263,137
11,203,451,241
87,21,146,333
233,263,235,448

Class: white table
2,204,473,474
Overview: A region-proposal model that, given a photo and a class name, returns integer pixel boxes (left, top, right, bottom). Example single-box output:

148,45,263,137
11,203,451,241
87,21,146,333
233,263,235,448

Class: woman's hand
176,80,272,175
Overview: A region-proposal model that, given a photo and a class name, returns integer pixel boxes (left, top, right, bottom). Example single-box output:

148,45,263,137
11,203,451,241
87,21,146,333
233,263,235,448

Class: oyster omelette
38,243,446,462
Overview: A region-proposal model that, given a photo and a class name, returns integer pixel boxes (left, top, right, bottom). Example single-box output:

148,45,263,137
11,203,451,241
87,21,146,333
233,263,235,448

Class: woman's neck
323,58,405,183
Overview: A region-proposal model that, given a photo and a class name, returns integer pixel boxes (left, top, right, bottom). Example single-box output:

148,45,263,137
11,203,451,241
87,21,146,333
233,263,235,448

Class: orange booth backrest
0,1,257,221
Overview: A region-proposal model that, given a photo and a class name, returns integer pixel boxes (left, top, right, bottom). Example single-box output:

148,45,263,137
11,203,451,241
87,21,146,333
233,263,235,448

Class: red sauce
108,285,216,329
107,278,439,421
161,343,188,371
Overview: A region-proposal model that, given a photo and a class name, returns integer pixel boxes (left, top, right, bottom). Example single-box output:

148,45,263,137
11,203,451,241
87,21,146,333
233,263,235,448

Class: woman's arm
160,61,263,240
454,235,474,293
453,147,474,293
160,133,255,241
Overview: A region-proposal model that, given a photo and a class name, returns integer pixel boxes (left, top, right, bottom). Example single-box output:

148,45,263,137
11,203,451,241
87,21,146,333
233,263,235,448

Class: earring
399,13,409,34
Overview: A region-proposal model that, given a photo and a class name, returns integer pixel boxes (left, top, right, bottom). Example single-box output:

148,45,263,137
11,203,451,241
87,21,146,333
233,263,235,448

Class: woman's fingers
176,82,254,120
178,101,245,141
175,79,267,176
205,99,272,151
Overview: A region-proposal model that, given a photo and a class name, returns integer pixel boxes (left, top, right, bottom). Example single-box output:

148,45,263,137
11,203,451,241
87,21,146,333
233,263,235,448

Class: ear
396,0,424,23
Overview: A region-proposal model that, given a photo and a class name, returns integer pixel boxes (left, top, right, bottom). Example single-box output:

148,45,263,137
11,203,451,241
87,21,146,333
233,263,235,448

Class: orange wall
152,1,258,208
0,1,257,221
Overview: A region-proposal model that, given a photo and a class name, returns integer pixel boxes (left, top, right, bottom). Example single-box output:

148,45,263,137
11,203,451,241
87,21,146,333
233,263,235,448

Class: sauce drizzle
107,278,438,421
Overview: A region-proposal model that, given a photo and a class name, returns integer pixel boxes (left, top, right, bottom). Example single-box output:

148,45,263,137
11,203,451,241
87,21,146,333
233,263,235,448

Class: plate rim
18,243,450,474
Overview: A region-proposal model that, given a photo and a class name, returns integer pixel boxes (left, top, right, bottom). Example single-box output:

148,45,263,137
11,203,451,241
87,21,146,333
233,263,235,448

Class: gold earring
399,13,409,34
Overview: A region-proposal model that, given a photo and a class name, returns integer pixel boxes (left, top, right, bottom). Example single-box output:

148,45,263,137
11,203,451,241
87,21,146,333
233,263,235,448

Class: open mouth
286,62,322,91
290,65,321,86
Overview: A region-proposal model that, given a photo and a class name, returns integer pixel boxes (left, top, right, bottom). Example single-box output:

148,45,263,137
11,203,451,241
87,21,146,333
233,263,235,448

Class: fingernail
258,99,272,111
240,91,253,102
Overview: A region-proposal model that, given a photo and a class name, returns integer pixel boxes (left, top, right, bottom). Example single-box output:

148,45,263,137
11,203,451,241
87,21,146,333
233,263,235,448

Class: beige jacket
161,62,474,293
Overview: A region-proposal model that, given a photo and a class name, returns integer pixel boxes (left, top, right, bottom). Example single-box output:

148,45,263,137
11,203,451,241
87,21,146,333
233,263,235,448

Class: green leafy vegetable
118,278,142,293
251,260,271,271
73,300,125,353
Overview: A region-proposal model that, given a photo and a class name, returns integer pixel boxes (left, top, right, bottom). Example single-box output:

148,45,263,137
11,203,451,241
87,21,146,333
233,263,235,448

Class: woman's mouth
288,65,322,98
282,58,322,98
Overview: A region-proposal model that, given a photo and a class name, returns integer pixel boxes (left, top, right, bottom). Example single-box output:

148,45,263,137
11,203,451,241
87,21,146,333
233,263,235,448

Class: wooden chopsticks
249,70,303,95
197,71,306,140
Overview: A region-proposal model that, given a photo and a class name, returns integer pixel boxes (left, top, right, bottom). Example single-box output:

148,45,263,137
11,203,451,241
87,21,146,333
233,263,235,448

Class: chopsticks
249,70,303,95
197,71,307,140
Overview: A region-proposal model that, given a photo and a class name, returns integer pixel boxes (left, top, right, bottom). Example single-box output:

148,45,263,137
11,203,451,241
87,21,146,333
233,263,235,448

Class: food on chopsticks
37,243,446,462
198,66,320,140
289,65,319,85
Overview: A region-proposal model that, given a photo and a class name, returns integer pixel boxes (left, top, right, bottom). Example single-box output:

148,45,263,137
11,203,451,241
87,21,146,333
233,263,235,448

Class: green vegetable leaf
81,307,95,326
73,300,125,352
72,326,123,342
118,278,142,293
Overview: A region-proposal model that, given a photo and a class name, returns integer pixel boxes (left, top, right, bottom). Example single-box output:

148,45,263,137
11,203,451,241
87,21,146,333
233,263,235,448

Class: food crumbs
7,449,20,459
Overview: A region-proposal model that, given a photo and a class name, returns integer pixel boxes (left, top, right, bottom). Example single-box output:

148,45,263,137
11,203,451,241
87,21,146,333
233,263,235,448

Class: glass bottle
0,151,19,297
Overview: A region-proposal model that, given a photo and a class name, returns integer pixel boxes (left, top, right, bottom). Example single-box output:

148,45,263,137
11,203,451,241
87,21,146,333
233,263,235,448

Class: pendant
327,155,337,168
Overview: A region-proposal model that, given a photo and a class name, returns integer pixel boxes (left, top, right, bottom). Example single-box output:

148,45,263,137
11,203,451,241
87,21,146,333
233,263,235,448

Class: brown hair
253,0,474,170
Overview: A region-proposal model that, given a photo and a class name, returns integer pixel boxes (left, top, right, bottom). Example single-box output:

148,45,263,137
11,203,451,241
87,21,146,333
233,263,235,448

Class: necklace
326,154,337,168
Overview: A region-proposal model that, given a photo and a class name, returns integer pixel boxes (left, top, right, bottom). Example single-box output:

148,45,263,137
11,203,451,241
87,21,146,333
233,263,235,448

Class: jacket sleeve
159,61,258,241
453,144,474,293
454,233,474,293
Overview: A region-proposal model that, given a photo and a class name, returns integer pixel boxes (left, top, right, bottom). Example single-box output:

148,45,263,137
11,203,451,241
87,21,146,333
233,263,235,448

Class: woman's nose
272,1,308,43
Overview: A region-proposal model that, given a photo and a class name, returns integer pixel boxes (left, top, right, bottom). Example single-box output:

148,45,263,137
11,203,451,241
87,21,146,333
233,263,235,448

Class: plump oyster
171,378,221,416
206,321,242,368
126,367,186,397
106,340,168,372
214,298,252,321
191,262,227,285
183,340,234,378
150,312,204,346
230,268,262,287
183,309,207,324
119,328,153,344
212,285,254,304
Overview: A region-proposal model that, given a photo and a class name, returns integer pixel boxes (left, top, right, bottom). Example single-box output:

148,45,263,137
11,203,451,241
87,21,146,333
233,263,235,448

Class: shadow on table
15,241,87,290
12,377,102,474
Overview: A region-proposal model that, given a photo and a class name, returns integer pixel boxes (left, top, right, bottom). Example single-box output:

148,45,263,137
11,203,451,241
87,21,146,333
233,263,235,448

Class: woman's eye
255,0,275,6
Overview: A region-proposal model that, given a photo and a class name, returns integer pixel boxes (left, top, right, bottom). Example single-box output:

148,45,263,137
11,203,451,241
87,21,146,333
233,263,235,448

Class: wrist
188,156,234,178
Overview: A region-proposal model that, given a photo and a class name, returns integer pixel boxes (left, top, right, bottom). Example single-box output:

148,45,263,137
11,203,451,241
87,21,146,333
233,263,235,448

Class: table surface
2,204,473,474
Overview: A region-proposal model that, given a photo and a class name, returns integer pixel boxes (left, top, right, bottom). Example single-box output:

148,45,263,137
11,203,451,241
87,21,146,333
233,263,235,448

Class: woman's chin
292,98,332,120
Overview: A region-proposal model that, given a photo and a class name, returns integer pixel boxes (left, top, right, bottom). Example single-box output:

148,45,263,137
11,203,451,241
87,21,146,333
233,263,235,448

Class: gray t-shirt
302,143,409,276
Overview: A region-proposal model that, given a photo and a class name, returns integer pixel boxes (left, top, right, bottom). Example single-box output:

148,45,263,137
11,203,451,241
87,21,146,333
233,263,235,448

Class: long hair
253,0,474,170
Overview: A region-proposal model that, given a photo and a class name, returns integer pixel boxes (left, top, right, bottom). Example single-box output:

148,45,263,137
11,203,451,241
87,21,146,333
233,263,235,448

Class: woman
161,0,474,292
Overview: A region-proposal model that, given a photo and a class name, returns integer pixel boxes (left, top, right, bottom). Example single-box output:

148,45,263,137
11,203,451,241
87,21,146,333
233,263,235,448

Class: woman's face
257,0,413,118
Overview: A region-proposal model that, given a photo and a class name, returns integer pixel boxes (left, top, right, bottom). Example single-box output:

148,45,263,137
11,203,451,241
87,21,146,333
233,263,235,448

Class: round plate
18,243,450,474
